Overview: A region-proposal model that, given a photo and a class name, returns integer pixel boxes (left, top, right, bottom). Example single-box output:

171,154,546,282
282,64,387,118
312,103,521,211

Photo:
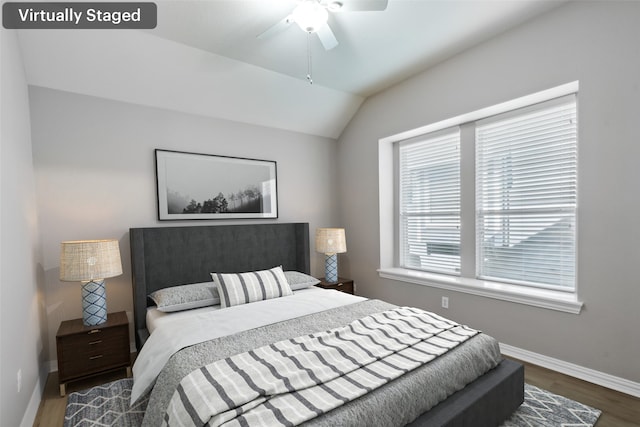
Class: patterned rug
64,379,601,427
64,379,148,427
502,384,601,427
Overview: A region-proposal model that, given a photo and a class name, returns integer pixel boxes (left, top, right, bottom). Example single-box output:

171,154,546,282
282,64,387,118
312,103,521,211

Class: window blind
476,95,577,289
399,129,461,274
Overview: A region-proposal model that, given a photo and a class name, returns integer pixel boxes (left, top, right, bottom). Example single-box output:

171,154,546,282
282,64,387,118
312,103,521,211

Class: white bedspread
131,288,365,404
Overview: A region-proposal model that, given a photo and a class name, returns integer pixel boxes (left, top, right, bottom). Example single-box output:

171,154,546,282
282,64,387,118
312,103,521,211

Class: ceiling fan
258,0,389,51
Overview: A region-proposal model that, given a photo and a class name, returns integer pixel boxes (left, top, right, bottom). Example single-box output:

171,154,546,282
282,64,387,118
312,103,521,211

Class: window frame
378,82,583,314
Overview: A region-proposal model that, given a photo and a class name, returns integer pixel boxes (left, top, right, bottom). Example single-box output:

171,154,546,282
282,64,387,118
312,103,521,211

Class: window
399,130,461,274
476,97,577,290
383,84,581,313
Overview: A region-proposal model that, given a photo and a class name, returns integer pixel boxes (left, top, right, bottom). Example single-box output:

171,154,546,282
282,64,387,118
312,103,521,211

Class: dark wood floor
507,357,640,427
33,358,639,427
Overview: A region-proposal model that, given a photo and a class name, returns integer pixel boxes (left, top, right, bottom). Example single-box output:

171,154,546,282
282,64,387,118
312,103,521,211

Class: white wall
29,87,340,365
338,1,640,383
1,31,47,427
18,28,363,139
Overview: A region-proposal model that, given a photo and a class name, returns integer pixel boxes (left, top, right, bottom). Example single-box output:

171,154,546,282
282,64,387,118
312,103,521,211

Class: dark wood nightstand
56,311,131,396
315,277,355,295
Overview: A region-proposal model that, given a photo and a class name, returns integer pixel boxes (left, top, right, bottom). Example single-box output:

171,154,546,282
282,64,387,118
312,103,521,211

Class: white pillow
149,282,220,312
212,266,293,308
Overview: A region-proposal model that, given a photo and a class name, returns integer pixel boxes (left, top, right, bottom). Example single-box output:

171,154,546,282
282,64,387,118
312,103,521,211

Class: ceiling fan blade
317,23,339,50
336,0,388,12
257,15,294,39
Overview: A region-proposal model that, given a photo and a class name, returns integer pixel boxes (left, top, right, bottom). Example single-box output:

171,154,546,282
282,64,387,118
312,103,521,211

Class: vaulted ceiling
17,0,566,139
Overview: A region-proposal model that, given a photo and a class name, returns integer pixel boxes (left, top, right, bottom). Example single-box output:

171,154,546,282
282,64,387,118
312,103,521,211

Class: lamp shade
60,239,123,282
315,228,347,254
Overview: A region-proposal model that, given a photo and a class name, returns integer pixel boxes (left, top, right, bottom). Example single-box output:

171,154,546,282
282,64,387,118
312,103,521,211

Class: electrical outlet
17,369,22,393
441,296,449,309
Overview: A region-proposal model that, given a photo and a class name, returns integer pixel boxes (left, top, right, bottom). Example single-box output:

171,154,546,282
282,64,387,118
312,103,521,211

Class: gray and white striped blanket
163,307,479,427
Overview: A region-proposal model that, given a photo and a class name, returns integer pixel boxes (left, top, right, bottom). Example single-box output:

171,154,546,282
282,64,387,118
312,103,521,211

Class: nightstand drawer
58,325,126,351
59,351,128,380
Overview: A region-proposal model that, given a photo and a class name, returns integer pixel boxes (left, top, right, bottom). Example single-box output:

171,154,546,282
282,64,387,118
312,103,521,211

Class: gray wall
29,87,340,366
1,31,48,427
338,1,640,383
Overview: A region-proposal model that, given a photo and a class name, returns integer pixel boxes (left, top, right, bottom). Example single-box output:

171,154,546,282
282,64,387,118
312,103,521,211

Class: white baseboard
500,343,640,398
20,370,46,427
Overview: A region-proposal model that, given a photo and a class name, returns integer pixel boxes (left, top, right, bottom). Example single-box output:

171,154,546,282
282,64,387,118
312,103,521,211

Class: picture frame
155,149,278,220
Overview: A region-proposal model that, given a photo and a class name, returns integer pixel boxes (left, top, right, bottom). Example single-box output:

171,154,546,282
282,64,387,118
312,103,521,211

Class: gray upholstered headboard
129,222,310,349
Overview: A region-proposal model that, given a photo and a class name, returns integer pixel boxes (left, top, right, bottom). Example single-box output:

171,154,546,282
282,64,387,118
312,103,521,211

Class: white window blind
476,95,577,289
399,130,461,274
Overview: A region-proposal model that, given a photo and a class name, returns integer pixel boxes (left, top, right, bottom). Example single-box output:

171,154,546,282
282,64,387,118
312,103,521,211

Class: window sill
377,267,583,314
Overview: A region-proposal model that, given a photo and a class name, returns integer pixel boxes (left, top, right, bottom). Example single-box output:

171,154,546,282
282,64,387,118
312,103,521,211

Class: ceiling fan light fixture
292,0,328,33
327,2,343,12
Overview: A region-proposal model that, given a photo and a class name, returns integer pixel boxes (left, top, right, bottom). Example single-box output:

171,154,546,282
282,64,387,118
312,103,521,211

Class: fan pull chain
306,32,313,84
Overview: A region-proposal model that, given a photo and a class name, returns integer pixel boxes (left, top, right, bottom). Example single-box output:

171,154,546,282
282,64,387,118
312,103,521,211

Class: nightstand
56,311,131,396
315,277,355,295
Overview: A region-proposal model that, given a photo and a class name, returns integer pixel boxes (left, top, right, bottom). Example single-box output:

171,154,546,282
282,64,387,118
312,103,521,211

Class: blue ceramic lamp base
81,279,107,326
324,253,338,283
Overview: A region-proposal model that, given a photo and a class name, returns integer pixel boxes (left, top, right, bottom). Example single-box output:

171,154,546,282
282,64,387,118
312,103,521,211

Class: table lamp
315,228,347,283
59,239,122,326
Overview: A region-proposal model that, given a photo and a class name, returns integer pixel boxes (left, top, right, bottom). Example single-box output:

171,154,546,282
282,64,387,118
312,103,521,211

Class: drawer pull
337,282,343,286
89,340,103,345
89,355,104,360
88,329,101,334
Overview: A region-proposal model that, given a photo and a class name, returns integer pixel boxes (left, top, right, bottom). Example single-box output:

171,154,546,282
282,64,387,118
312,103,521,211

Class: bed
130,222,524,426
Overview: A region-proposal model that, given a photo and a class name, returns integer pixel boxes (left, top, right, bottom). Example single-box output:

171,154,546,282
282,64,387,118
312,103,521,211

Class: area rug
502,384,601,427
64,379,601,427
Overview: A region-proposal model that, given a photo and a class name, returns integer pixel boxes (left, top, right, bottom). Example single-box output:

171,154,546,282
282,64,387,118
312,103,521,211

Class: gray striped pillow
211,266,293,308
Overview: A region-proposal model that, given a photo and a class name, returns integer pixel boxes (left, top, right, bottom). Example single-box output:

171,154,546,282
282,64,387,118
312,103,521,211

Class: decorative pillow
149,282,220,312
212,266,293,308
284,271,320,290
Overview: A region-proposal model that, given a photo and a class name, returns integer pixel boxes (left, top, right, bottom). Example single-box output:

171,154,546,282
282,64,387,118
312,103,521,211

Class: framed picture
155,149,278,220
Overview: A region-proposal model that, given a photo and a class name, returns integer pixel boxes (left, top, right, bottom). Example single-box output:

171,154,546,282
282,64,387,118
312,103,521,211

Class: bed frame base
407,359,524,426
